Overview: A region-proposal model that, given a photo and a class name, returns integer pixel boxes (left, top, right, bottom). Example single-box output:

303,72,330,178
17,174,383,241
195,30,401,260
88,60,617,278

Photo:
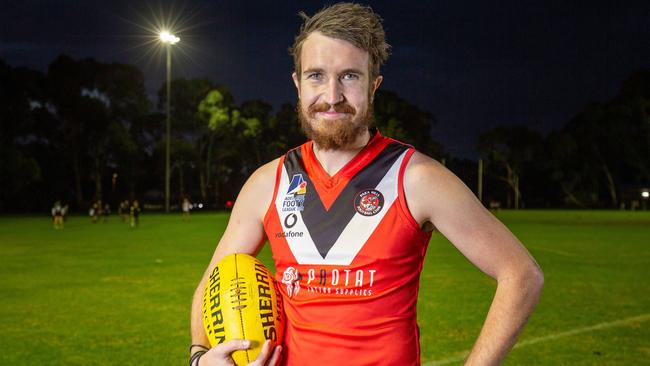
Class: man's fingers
250,340,283,366
208,339,281,365
252,340,272,364
266,345,283,366
214,339,251,355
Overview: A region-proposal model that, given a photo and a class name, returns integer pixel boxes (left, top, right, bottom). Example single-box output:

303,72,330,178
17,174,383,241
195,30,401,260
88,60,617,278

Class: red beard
298,100,373,150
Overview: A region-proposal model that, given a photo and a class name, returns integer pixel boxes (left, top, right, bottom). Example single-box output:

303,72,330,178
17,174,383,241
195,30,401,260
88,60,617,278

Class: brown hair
289,2,391,81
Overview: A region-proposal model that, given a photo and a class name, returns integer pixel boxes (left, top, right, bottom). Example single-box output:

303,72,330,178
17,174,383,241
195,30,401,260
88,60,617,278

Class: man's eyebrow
301,68,366,76
302,68,325,75
339,68,365,76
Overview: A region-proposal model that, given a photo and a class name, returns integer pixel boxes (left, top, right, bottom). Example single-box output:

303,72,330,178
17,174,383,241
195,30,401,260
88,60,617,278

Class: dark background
1,1,649,212
3,0,648,158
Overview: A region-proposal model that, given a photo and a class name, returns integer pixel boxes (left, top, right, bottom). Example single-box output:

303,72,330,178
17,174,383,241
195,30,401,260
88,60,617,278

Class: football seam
234,254,251,365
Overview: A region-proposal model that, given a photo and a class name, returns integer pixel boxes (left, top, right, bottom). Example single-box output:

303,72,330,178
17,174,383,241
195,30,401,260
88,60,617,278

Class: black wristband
189,344,210,353
189,350,206,366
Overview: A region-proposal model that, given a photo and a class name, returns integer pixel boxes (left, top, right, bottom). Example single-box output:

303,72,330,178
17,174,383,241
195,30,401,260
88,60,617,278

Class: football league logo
283,174,307,212
287,174,307,195
354,189,384,216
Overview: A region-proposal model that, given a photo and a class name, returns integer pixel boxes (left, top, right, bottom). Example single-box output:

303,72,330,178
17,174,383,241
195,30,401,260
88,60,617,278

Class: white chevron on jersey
275,150,408,265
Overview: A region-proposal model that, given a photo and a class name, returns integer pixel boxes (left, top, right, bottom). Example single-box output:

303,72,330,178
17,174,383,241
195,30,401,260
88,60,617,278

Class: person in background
182,197,192,221
51,201,64,229
119,200,130,223
130,200,141,228
103,203,110,223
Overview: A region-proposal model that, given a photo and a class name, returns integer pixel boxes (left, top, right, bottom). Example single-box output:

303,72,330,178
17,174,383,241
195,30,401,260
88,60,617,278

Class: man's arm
405,152,544,366
190,158,282,366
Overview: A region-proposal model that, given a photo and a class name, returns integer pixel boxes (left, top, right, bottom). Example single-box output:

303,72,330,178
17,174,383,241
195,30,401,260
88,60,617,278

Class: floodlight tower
159,31,180,213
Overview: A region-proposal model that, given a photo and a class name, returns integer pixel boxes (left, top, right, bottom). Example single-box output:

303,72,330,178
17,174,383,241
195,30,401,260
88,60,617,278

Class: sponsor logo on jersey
275,230,304,239
281,267,377,298
354,189,384,216
284,213,298,228
276,214,303,239
283,175,306,212
282,267,301,298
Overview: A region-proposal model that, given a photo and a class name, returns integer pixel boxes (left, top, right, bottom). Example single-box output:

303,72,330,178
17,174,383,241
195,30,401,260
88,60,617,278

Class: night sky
2,0,649,158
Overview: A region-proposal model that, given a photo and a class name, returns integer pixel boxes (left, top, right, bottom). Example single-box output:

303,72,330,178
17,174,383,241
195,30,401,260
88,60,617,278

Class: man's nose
323,78,344,106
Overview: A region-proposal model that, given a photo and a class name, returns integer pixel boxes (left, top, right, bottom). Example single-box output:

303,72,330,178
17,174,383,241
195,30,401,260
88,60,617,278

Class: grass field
1,210,649,365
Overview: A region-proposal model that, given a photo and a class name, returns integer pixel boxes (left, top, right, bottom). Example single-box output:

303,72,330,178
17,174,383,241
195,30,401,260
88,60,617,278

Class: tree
46,56,151,207
478,126,544,209
0,60,48,211
156,78,209,203
266,102,306,157
196,88,232,203
240,99,273,166
196,90,266,204
373,90,445,159
547,70,650,208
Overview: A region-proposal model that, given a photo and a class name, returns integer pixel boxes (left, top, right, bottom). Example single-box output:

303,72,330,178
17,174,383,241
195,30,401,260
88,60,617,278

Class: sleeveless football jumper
263,131,432,366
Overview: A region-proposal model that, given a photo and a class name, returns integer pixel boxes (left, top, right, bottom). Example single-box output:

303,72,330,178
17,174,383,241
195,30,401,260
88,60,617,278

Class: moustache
308,102,356,117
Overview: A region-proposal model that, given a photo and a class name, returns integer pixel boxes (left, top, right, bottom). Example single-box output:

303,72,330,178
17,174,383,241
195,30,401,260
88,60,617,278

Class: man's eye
307,73,322,80
342,73,359,80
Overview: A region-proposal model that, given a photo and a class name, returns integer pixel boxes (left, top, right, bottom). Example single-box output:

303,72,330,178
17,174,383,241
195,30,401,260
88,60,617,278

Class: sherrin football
202,253,284,365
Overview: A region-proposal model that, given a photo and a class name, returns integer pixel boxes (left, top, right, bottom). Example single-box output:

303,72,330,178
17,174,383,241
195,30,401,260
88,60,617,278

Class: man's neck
312,129,372,177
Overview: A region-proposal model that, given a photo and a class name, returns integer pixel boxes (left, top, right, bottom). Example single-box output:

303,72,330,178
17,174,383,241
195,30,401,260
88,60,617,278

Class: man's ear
370,75,383,102
292,72,300,95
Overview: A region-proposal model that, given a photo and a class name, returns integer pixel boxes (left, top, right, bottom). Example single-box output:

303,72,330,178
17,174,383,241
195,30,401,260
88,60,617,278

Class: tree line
1,55,648,212
474,69,649,209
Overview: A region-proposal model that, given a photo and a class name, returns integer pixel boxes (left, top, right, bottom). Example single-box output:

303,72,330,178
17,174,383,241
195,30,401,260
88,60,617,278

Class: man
51,200,64,229
103,203,110,223
190,3,543,366
130,200,141,228
183,197,192,221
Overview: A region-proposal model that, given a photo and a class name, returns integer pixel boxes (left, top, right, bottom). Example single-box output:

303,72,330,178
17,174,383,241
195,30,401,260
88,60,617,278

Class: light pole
159,31,179,213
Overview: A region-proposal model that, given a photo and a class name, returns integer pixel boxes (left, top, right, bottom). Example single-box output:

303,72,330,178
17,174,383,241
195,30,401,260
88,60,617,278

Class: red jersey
263,131,432,366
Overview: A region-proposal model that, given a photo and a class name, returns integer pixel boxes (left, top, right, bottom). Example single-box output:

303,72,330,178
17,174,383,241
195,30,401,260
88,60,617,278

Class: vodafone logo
354,190,384,216
284,213,298,228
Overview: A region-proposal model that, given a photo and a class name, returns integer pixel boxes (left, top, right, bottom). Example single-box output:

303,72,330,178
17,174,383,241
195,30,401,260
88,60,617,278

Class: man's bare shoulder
404,150,453,191
403,150,477,226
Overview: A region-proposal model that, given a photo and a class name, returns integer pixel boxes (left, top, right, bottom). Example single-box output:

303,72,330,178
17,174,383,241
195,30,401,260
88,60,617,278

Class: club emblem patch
354,189,384,216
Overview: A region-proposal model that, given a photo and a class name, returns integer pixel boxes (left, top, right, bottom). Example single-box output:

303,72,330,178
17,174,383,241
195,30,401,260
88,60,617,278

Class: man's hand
198,339,282,366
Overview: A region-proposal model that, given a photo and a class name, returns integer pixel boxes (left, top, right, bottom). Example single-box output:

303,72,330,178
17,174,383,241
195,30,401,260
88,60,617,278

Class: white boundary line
423,313,650,366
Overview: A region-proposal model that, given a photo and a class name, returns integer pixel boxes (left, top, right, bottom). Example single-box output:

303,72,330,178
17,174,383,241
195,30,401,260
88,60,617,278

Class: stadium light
642,191,649,199
159,31,180,44
159,30,179,213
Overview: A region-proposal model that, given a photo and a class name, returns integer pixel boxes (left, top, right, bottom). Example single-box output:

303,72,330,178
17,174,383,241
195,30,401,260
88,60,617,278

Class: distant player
117,200,124,221
90,200,103,223
89,202,97,223
190,4,543,366
130,200,141,227
51,201,64,229
103,203,110,222
182,197,191,221
62,203,69,223
118,200,130,223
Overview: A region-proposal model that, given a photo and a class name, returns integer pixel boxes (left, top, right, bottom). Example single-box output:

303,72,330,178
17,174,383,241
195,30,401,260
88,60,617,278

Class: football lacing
230,277,248,310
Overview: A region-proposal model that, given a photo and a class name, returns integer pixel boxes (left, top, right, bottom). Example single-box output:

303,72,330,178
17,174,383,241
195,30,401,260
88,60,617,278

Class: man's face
293,32,382,150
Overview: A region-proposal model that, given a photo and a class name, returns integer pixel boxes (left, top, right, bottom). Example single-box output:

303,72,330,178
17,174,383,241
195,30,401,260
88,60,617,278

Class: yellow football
202,253,284,365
